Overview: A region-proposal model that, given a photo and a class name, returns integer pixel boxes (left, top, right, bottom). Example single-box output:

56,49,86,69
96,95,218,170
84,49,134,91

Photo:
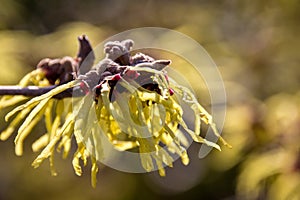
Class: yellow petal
32,116,73,168
0,96,28,109
72,142,87,176
91,157,99,188
32,134,49,152
15,104,46,156
0,109,29,141
44,100,54,133
49,153,57,176
181,150,189,165
140,153,154,172
112,140,138,151
16,98,49,140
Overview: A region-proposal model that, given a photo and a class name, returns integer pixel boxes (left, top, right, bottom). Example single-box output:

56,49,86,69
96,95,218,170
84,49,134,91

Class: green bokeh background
0,0,300,199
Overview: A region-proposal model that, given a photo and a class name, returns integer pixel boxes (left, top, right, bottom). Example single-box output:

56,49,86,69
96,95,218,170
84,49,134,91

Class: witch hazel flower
0,36,231,187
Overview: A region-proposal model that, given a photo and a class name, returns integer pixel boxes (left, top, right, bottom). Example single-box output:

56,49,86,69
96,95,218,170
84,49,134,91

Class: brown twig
0,85,83,99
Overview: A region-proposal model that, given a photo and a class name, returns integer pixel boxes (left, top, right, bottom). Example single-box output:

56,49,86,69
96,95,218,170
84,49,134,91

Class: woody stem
0,85,82,99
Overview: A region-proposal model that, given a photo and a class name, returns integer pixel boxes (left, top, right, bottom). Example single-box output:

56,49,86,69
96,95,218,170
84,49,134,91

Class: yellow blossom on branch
0,36,230,188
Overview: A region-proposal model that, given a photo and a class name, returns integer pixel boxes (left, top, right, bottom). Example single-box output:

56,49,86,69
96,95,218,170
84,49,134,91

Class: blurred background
0,0,300,199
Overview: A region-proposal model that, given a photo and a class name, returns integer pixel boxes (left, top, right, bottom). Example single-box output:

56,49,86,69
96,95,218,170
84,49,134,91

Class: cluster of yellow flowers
0,36,230,187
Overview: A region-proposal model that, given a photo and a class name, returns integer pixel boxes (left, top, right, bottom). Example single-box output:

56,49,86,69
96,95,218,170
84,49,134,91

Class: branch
0,85,84,99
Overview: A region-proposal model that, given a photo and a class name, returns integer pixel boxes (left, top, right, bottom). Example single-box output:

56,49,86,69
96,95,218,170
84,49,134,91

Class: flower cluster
0,36,230,187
